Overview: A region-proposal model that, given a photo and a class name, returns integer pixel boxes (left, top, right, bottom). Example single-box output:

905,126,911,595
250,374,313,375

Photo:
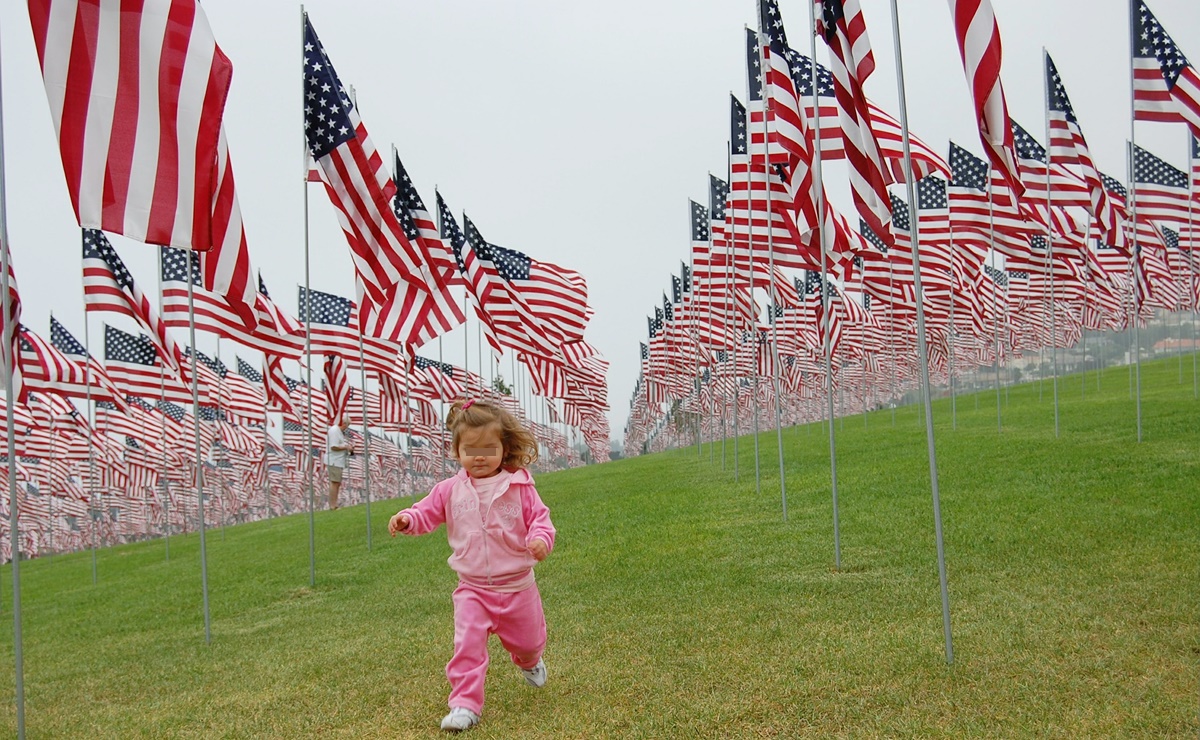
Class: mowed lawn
0,357,1197,738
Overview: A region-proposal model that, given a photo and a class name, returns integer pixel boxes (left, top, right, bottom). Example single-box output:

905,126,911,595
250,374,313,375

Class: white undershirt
471,470,512,510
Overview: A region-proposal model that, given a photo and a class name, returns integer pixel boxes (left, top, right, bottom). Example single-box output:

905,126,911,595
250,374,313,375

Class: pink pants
446,581,546,715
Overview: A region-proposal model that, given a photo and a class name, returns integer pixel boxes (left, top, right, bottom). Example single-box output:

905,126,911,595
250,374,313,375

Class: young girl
389,399,556,733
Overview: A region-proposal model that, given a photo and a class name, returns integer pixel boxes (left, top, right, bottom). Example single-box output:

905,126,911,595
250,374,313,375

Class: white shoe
520,659,547,688
440,707,479,732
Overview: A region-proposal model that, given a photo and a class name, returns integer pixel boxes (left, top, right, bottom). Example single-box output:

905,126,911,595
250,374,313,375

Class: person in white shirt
325,417,352,509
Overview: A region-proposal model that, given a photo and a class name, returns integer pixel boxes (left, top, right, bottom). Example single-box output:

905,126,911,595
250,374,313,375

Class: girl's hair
445,399,539,470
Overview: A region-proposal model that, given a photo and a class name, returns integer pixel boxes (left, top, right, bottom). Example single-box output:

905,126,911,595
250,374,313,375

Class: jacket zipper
477,475,514,587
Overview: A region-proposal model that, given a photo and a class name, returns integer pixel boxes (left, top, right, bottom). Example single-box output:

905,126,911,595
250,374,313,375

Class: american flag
2,258,22,404
1010,119,1089,209
96,401,155,448
1136,226,1178,309
199,127,258,333
436,191,504,357
103,324,191,403
303,15,461,346
323,354,351,426
17,324,98,404
787,49,949,181
814,0,894,246
259,354,296,417
755,0,811,175
412,356,464,402
462,212,564,361
1132,0,1200,139
217,357,264,421
296,286,401,374
753,4,820,240
521,354,568,399
393,153,459,287
1131,143,1191,229
188,348,229,409
83,229,184,376
946,141,1035,254
891,192,953,296
726,94,819,272
1183,134,1200,251
1045,54,1127,253
26,0,232,251
50,316,132,415
946,0,1025,202
161,247,303,358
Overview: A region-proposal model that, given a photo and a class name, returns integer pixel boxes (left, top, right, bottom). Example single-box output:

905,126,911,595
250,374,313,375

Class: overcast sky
1,0,1197,443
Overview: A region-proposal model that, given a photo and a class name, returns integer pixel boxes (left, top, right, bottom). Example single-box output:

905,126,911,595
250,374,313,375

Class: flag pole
989,179,1002,431
185,249,212,643
1126,142,1143,442
807,6,839,563
1081,212,1093,399
1127,8,1143,442
1042,49,1060,438
155,252,170,559
702,177,719,467
80,261,99,583
439,337,447,477
1189,135,1198,399
726,115,740,483
0,26,27,729
890,0,953,663
357,334,371,550
948,210,957,429
743,31,762,495
754,65,789,517
301,7,317,588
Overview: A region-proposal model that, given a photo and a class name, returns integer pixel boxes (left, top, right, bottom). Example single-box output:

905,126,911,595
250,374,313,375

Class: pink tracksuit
397,467,556,715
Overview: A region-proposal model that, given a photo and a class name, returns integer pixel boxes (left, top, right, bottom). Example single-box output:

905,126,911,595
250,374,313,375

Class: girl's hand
527,539,548,562
388,513,411,536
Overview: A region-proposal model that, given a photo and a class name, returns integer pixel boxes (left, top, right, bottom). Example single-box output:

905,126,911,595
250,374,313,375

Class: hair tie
461,399,475,411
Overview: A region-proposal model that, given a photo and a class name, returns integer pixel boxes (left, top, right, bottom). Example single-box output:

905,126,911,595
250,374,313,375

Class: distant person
389,398,555,733
325,417,352,509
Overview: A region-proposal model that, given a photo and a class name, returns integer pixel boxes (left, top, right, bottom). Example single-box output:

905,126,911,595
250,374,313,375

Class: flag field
1,356,1196,737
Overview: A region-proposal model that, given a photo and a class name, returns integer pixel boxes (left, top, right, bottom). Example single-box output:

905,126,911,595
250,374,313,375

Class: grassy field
0,357,1197,738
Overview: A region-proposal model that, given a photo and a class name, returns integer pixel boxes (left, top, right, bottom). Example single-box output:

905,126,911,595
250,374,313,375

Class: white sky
1,0,1197,443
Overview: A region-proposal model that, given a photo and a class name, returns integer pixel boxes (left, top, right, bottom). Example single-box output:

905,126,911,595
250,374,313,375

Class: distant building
1153,338,1200,355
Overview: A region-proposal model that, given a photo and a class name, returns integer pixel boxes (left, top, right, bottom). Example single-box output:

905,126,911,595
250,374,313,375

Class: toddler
389,399,556,732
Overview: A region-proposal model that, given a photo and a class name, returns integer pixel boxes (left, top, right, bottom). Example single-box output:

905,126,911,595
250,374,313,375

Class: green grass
1,357,1197,738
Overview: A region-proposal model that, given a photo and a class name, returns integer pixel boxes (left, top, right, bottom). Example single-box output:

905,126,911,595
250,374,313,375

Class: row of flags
625,0,1200,453
1,1,616,557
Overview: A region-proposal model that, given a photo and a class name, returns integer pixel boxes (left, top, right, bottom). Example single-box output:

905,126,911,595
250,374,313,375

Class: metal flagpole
357,334,371,550
155,253,170,559
757,109,788,519
890,0,953,663
1042,49,1060,438
742,39,762,495
1189,136,1198,399
989,179,1002,431
1081,212,1094,399
0,29,27,726
301,6,317,588
808,7,839,563
185,249,212,643
440,337,447,476
948,214,957,429
727,132,740,483
81,268,99,583
402,360,414,496
1127,14,1143,442
700,176,720,465
1127,142,1143,442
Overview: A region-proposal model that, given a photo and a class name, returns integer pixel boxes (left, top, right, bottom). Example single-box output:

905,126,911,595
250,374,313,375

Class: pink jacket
398,468,556,591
